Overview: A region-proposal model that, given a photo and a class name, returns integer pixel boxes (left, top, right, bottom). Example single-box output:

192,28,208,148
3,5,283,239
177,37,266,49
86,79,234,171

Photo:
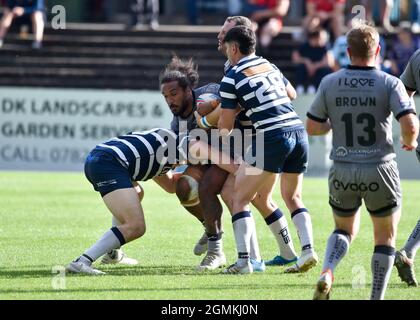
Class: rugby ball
196,93,221,116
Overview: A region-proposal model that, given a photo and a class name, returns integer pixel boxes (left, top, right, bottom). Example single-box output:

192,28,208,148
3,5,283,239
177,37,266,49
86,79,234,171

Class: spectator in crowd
361,0,395,32
389,26,419,76
302,0,346,41
0,0,44,49
292,28,335,94
129,0,159,30
242,0,291,50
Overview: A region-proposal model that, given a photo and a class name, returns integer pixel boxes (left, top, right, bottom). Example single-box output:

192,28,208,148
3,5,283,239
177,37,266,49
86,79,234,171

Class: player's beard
172,99,190,117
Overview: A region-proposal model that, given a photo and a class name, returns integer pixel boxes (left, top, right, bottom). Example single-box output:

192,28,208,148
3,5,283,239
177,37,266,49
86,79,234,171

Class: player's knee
282,192,302,209
251,194,273,213
126,220,146,240
176,175,200,207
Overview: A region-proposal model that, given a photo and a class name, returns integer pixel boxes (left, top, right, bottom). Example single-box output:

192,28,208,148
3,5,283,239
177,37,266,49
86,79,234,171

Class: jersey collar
237,54,258,65
347,65,376,70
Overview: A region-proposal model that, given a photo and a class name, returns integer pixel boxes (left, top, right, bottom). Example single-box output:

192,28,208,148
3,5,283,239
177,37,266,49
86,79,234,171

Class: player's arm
286,82,297,100
218,108,236,136
306,78,330,135
399,113,419,151
306,116,331,136
406,89,416,97
188,140,240,175
195,104,241,129
218,75,238,136
153,171,183,194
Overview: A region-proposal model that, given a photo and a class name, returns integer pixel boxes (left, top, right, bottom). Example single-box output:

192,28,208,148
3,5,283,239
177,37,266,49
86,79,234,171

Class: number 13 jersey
307,65,416,163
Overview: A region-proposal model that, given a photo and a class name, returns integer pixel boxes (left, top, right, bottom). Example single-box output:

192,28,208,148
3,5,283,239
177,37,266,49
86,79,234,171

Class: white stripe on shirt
221,76,235,85
254,112,298,128
124,135,155,180
259,119,303,133
220,91,237,99
245,97,291,117
110,138,141,179
235,58,268,73
98,143,130,168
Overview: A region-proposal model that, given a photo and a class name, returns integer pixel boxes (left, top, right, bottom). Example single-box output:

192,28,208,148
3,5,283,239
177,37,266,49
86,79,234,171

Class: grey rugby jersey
308,65,416,163
400,49,420,154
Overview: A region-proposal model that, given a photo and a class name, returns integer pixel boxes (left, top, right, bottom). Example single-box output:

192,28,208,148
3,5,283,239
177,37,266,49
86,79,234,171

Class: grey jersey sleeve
389,78,417,121
170,117,179,134
307,78,328,122
401,50,420,92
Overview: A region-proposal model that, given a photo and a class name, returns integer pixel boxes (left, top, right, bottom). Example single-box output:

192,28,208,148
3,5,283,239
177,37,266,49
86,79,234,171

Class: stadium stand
0,23,299,90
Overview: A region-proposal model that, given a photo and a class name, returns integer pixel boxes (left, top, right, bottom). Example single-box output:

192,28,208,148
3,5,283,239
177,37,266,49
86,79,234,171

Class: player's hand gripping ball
196,93,221,116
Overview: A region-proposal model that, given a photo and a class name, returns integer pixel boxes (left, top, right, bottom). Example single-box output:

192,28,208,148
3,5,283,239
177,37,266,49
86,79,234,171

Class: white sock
79,227,126,265
232,211,253,266
291,208,314,254
265,209,297,260
249,220,262,262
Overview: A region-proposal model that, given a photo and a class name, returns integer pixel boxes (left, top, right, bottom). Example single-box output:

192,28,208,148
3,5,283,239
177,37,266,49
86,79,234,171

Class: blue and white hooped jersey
220,55,303,134
93,128,178,181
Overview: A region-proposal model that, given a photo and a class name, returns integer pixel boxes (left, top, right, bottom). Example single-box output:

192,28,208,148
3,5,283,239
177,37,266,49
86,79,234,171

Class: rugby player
394,49,420,287
66,128,187,275
218,26,313,274
307,22,419,299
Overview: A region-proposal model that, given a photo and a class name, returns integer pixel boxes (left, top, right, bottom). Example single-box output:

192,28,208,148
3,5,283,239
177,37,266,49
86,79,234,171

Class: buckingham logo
333,180,380,192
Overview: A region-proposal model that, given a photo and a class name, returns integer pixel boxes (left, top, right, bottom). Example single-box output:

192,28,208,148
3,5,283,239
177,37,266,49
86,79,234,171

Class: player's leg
281,172,319,272
279,130,318,273
221,173,265,272
370,210,400,299
365,160,402,299
395,219,420,287
101,182,144,266
67,187,145,275
252,174,298,267
313,210,360,300
196,165,228,271
224,163,274,274
313,161,361,299
67,151,144,275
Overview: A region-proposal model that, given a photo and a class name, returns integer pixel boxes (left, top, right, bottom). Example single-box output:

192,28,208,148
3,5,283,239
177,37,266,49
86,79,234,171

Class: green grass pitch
0,171,418,300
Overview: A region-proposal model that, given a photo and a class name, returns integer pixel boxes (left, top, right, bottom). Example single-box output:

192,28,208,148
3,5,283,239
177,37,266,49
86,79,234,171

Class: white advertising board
0,88,418,179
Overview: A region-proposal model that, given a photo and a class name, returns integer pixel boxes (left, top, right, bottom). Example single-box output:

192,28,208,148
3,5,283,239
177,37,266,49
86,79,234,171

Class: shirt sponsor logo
332,180,380,192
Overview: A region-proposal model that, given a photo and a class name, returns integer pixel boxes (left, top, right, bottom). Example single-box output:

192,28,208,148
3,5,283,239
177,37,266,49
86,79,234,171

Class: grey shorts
328,160,402,217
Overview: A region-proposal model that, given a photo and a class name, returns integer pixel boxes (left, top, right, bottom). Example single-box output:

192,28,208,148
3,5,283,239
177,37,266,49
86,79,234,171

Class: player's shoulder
194,82,220,96
409,49,420,64
319,68,344,87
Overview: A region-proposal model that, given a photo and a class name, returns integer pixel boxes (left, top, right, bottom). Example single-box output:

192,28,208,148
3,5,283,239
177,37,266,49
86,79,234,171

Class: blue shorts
245,129,309,174
84,150,133,197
